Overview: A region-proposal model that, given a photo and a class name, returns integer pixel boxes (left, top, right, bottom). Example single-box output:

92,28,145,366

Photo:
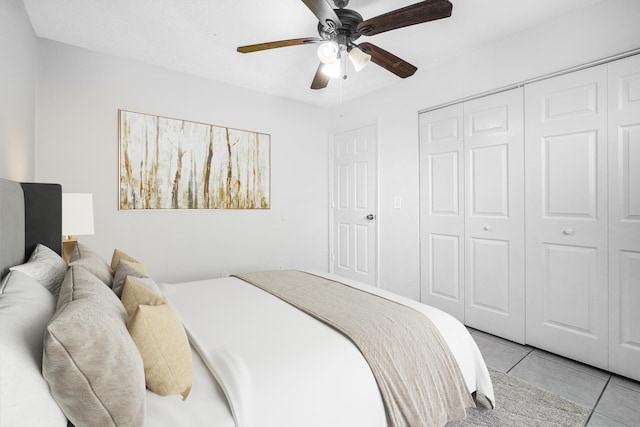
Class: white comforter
147,271,494,427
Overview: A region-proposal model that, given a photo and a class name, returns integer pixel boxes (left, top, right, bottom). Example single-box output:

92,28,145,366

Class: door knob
366,214,375,220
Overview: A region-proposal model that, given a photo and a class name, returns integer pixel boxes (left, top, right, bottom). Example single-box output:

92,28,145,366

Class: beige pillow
43,267,146,426
110,248,140,272
128,275,163,296
121,276,193,400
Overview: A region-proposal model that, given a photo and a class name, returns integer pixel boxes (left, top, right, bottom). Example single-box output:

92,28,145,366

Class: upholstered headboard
0,178,62,277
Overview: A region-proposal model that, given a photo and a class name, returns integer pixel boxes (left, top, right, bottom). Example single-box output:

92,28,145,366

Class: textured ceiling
23,0,604,108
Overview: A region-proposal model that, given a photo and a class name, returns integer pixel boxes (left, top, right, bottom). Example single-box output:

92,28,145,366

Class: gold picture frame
118,110,270,210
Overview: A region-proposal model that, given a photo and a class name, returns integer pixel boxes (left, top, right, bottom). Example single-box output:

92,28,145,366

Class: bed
0,178,494,427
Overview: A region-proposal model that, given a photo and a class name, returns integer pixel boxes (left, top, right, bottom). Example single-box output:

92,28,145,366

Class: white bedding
145,342,234,427
150,270,494,427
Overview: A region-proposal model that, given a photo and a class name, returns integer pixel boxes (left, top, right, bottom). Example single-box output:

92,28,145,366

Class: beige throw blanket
235,270,474,427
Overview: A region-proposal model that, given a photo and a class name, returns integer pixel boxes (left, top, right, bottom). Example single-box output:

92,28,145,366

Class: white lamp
62,193,94,262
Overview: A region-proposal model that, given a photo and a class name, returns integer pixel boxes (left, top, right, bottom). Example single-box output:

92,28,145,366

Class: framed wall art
118,110,270,210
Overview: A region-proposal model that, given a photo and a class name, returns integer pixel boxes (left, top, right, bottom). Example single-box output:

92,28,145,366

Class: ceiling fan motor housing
318,8,364,47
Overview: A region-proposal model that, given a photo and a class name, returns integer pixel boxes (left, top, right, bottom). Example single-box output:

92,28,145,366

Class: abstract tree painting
119,110,270,210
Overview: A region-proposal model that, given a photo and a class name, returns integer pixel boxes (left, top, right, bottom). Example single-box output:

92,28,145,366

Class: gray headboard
0,178,62,278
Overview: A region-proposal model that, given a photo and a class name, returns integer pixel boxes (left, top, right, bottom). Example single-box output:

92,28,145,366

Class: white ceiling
22,0,604,108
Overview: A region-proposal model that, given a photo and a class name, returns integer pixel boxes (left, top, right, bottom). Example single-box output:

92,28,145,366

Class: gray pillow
43,266,146,427
68,243,113,287
112,259,152,297
9,244,67,297
0,271,68,427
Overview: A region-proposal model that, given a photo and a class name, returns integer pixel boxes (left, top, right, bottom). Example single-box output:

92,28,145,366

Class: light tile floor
467,328,640,427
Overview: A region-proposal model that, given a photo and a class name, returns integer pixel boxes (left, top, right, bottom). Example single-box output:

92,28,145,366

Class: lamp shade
317,41,339,64
62,193,94,237
348,47,371,72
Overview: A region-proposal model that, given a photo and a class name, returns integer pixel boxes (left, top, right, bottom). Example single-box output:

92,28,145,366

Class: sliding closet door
608,54,640,381
464,89,525,343
419,104,465,321
525,65,609,368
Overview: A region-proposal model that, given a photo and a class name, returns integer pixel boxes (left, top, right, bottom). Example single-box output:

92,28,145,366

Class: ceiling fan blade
301,0,342,31
357,0,452,36
237,37,321,53
311,62,330,90
358,42,417,78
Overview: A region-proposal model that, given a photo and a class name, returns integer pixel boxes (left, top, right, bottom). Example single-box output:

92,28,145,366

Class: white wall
35,40,331,282
19,0,640,295
0,0,37,181
330,0,640,299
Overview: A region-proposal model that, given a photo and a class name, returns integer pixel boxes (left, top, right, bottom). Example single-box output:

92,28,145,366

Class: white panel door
332,124,377,286
464,88,525,343
608,54,640,381
525,65,609,368
419,104,465,321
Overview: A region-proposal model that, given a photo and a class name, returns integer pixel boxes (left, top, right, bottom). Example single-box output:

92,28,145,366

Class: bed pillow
112,259,150,297
0,271,11,294
9,244,67,297
68,243,113,287
127,275,163,296
43,266,146,427
0,271,68,427
110,248,140,271
121,276,193,400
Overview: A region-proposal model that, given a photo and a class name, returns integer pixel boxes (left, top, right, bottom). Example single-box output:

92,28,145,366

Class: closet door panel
429,233,461,301
464,88,525,343
419,104,465,320
542,243,599,334
545,131,598,219
468,237,510,311
608,54,640,381
469,144,508,216
525,65,608,368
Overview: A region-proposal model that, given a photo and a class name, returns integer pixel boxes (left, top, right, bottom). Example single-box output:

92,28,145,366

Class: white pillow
9,244,67,297
0,270,68,427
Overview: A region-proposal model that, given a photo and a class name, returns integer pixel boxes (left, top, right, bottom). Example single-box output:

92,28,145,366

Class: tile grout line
610,378,640,394
583,375,613,426
515,351,616,407
507,350,609,427
505,347,534,374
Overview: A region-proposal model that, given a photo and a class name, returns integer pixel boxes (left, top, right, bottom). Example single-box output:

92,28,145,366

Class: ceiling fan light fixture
320,60,341,78
237,0,454,90
317,41,340,64
348,47,371,72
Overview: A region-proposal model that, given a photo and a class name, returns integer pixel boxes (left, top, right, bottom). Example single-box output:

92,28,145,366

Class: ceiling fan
237,0,453,90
